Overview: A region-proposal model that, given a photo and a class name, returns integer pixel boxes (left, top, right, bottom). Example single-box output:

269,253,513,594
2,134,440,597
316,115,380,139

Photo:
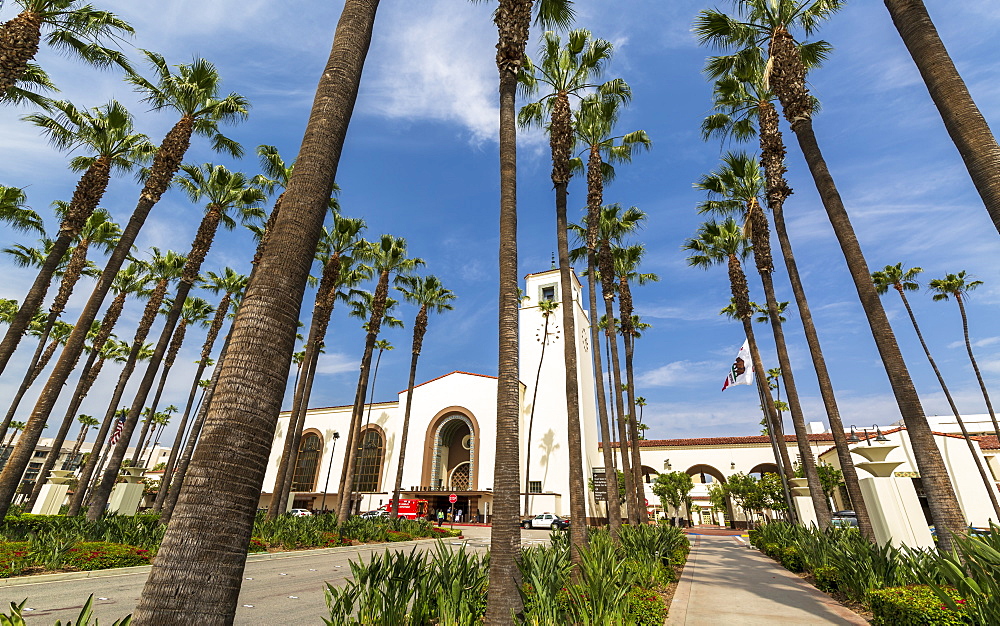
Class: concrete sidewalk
667,534,867,625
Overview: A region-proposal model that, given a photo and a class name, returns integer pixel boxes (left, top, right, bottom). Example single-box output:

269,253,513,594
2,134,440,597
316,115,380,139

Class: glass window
528,481,542,493
290,433,322,492
353,430,384,493
541,285,556,302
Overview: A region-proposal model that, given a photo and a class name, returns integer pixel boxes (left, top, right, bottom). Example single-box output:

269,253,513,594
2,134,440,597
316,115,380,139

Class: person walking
436,509,444,526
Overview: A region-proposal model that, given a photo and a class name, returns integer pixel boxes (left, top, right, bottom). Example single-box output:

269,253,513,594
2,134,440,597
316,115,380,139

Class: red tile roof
978,435,1000,450
600,433,837,448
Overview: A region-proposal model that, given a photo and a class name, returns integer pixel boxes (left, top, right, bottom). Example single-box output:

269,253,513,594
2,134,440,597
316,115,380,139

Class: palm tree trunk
132,319,188,467
0,115,194,520
896,290,1000,520
345,343,386,510
67,422,91,471
133,3,378,620
598,248,637,524
485,2,530,621
0,157,111,375
275,347,322,516
268,353,313,518
956,296,999,437
618,285,648,524
153,296,232,511
390,310,426,517
883,0,1000,235
523,313,549,517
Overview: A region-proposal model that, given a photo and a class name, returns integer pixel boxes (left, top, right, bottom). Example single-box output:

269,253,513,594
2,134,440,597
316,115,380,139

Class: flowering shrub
626,587,668,626
248,537,268,553
386,530,414,542
813,566,842,593
869,585,971,626
63,542,153,571
0,541,30,578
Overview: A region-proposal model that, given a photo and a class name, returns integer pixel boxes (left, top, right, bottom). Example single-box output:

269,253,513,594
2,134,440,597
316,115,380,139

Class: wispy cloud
315,352,358,376
637,360,719,388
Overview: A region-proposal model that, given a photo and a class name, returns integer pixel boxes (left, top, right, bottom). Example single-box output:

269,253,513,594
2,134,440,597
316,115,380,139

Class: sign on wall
592,469,608,502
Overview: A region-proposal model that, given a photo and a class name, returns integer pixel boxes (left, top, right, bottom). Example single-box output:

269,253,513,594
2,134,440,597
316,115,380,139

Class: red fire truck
385,499,429,520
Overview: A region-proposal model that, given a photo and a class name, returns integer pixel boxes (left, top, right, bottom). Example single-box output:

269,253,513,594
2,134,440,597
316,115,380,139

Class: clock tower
519,268,601,517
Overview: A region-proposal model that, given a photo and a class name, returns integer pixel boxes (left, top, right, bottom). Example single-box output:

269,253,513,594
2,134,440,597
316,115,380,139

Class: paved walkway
668,534,868,625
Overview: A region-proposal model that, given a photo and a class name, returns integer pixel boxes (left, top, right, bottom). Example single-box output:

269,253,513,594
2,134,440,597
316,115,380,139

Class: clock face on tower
535,322,561,343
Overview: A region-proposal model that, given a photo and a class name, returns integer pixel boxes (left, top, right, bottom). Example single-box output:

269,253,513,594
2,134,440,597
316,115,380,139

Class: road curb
0,538,444,588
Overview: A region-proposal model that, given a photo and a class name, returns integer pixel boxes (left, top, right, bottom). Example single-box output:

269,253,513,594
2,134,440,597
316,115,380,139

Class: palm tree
613,245,658,522
66,413,98,469
153,268,248,512
269,216,368,519
2,421,25,454
883,0,1000,235
873,264,1000,520
0,185,44,235
388,276,455,517
133,4,382,617
337,235,421,521
481,0,573,618
522,297,558,518
696,0,966,551
129,295,214,467
0,0,133,94
2,208,119,431
88,165,264,520
701,43,875,540
350,337,394,491
0,54,248,520
928,272,999,438
65,251,182,516
519,28,628,548
141,407,175,468
684,219,794,491
697,151,830,527
1,60,56,108
572,91,648,536
0,100,152,374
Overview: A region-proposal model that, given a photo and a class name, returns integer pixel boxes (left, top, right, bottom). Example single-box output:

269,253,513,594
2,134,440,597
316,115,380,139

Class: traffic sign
449,493,458,504
644,498,649,506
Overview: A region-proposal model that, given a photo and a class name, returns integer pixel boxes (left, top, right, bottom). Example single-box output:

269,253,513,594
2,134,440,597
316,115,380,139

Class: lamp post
319,431,340,513
848,424,888,446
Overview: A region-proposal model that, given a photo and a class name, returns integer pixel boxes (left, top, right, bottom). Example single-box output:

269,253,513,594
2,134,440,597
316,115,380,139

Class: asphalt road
2,526,558,624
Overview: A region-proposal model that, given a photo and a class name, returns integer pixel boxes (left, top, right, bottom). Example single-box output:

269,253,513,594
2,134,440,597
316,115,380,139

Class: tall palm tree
269,217,367,518
0,54,248,520
0,0,133,94
579,204,645,523
88,165,264,520
873,264,1000,520
697,151,830,527
2,208,119,431
572,91,648,536
0,100,152,374
684,219,794,492
141,407,175,468
2,421,25,454
696,0,967,550
66,413,98,469
519,28,628,549
134,4,382,618
701,43,874,539
612,243,657,523
153,268,247,512
336,235,421,521
522,297,558,518
1,61,56,108
65,251,181,516
387,276,455,518
883,0,1000,235
928,272,999,438
480,0,574,618
129,295,214,467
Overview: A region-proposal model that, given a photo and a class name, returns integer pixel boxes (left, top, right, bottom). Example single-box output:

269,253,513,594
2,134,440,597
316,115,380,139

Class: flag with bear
722,339,753,391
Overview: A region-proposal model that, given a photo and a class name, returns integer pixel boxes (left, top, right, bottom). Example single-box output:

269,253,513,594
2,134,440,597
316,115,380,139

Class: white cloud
948,336,1000,350
637,360,719,388
314,352,357,376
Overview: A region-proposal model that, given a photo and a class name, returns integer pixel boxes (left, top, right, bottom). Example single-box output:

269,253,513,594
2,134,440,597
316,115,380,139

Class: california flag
722,340,754,391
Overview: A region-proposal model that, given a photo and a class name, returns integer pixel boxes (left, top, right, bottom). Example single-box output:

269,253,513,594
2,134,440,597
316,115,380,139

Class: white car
289,508,313,517
520,513,567,530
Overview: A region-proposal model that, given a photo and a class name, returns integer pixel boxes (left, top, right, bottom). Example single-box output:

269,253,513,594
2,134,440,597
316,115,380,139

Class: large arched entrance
684,464,731,527
430,413,475,491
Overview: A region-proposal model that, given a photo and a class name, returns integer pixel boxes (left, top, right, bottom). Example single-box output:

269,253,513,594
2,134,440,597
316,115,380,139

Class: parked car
360,509,388,519
521,513,569,530
290,509,312,517
831,510,858,528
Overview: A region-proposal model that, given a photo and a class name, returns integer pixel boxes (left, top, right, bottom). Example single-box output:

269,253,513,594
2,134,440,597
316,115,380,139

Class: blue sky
1,0,999,447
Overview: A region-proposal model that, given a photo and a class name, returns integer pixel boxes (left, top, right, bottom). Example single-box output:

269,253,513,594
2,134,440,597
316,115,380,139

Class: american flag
108,416,126,445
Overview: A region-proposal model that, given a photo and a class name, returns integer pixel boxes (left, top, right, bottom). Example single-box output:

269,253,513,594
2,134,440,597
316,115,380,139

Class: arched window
291,432,322,492
353,429,384,493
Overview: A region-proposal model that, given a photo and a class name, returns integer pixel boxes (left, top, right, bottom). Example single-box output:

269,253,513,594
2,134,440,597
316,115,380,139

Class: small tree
651,471,693,524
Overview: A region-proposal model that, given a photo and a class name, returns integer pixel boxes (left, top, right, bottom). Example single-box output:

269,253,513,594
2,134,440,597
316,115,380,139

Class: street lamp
319,431,340,513
848,424,887,446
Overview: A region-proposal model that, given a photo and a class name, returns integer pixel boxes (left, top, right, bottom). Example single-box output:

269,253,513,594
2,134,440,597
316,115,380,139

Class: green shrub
780,546,804,573
762,542,782,559
869,585,971,626
248,538,268,553
813,566,841,593
0,542,30,578
64,542,153,571
386,530,413,542
626,587,668,626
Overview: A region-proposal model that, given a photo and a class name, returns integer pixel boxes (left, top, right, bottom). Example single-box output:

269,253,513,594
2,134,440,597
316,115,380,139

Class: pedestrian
455,508,463,523
436,509,444,526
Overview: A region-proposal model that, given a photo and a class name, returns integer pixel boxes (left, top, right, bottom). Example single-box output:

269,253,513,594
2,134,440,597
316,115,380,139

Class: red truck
385,499,429,520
